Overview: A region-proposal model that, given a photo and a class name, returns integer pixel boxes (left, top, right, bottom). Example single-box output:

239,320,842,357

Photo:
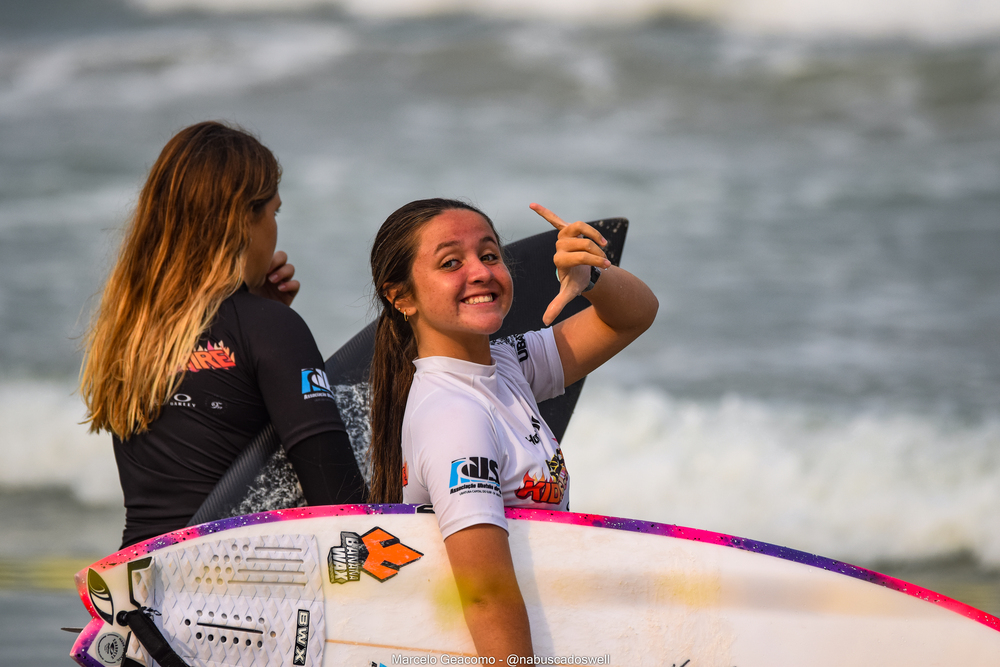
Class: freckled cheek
497,270,513,304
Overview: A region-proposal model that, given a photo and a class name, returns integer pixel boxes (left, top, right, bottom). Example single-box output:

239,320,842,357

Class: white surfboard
72,504,1000,667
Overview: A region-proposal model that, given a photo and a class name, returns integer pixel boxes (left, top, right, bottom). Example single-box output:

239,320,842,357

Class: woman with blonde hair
368,198,657,660
81,121,364,548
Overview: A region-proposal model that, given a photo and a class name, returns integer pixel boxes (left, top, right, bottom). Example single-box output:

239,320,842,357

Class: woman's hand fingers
542,264,592,325
531,203,608,256
557,220,608,250
556,251,610,271
268,263,296,289
543,286,579,326
555,237,608,263
267,251,292,281
532,203,612,325
529,202,568,230
251,250,300,306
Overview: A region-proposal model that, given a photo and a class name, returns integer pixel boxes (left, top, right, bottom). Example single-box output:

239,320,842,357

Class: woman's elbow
638,291,658,332
623,288,658,337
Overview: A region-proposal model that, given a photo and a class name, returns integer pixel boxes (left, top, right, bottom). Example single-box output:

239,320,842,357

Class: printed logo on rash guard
516,448,568,505
186,341,236,372
525,415,541,445
449,456,501,497
168,393,196,408
402,461,408,487
492,333,528,362
301,368,334,400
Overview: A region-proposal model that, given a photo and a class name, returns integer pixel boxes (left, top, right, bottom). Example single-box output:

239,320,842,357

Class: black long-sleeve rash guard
114,285,363,548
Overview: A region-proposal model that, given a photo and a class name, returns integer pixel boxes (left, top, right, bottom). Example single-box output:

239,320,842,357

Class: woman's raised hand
530,203,612,326
250,250,300,306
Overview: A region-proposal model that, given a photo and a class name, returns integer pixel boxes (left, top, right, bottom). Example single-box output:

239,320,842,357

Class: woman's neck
415,331,493,365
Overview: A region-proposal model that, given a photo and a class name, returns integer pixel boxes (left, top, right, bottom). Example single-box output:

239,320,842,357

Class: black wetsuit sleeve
286,430,367,504
235,293,346,450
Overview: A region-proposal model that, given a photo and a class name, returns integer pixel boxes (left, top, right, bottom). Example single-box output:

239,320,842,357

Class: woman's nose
466,258,491,282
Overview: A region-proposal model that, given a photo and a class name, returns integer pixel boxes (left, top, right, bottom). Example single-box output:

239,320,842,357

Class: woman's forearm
445,524,533,661
553,264,658,386
458,577,532,661
583,264,658,336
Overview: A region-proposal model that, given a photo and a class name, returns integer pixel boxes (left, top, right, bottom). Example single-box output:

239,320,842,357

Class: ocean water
1,0,999,659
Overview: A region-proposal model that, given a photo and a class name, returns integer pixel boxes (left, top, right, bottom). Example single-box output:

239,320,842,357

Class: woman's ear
383,283,413,315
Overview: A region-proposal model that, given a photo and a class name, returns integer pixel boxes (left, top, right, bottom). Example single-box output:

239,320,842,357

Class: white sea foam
0,381,121,506
0,23,354,116
4,378,1000,566
563,384,1000,566
131,0,1000,40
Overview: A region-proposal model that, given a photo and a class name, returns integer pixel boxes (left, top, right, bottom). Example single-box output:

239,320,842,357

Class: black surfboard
188,217,629,525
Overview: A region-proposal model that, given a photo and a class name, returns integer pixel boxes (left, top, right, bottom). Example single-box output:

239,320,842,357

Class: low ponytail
368,307,417,503
367,198,500,503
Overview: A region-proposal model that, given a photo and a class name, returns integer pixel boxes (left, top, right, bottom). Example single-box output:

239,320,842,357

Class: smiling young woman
367,198,658,661
396,208,513,363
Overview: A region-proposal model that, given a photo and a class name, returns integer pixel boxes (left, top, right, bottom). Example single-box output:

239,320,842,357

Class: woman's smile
400,208,513,362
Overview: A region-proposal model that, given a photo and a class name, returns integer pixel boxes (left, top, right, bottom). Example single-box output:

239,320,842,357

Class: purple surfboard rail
71,504,1000,666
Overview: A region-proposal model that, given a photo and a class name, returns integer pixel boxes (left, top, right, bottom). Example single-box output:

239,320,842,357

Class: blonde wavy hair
80,121,280,438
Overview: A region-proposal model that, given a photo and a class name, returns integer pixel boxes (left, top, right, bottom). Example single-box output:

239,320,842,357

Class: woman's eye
481,253,498,262
441,259,459,269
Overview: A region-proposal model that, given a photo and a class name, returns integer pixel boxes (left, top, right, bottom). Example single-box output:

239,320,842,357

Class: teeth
464,295,494,304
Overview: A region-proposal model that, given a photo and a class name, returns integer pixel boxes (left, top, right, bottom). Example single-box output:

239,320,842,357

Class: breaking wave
5,379,1000,567
131,0,1000,40
564,384,1000,567
0,23,354,116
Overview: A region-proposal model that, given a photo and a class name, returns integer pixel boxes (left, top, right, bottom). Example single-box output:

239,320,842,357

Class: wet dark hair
368,198,502,503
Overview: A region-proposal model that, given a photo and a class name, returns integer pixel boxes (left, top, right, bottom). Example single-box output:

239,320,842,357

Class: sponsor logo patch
492,333,528,362
449,456,501,497
301,368,334,400
525,414,541,445
167,392,195,408
95,632,126,665
328,527,423,584
515,448,568,505
186,341,236,372
293,609,310,666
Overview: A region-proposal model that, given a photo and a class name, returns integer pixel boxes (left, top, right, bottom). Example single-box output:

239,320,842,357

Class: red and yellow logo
186,341,236,372
515,448,568,505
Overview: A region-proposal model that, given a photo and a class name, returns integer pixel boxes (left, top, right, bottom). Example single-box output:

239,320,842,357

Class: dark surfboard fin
188,218,628,526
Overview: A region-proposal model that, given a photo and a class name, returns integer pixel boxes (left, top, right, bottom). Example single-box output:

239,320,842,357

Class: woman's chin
463,313,506,337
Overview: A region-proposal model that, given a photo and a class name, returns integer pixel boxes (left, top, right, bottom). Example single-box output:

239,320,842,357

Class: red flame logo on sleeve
186,341,236,372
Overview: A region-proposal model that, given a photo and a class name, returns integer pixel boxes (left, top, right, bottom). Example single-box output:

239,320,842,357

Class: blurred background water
0,0,999,661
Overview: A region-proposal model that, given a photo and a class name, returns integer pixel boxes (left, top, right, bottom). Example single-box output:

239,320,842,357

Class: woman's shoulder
222,287,322,364
229,287,311,331
491,329,555,369
407,374,493,428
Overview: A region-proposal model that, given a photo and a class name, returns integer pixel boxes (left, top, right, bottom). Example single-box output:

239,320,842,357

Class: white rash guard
401,328,569,539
